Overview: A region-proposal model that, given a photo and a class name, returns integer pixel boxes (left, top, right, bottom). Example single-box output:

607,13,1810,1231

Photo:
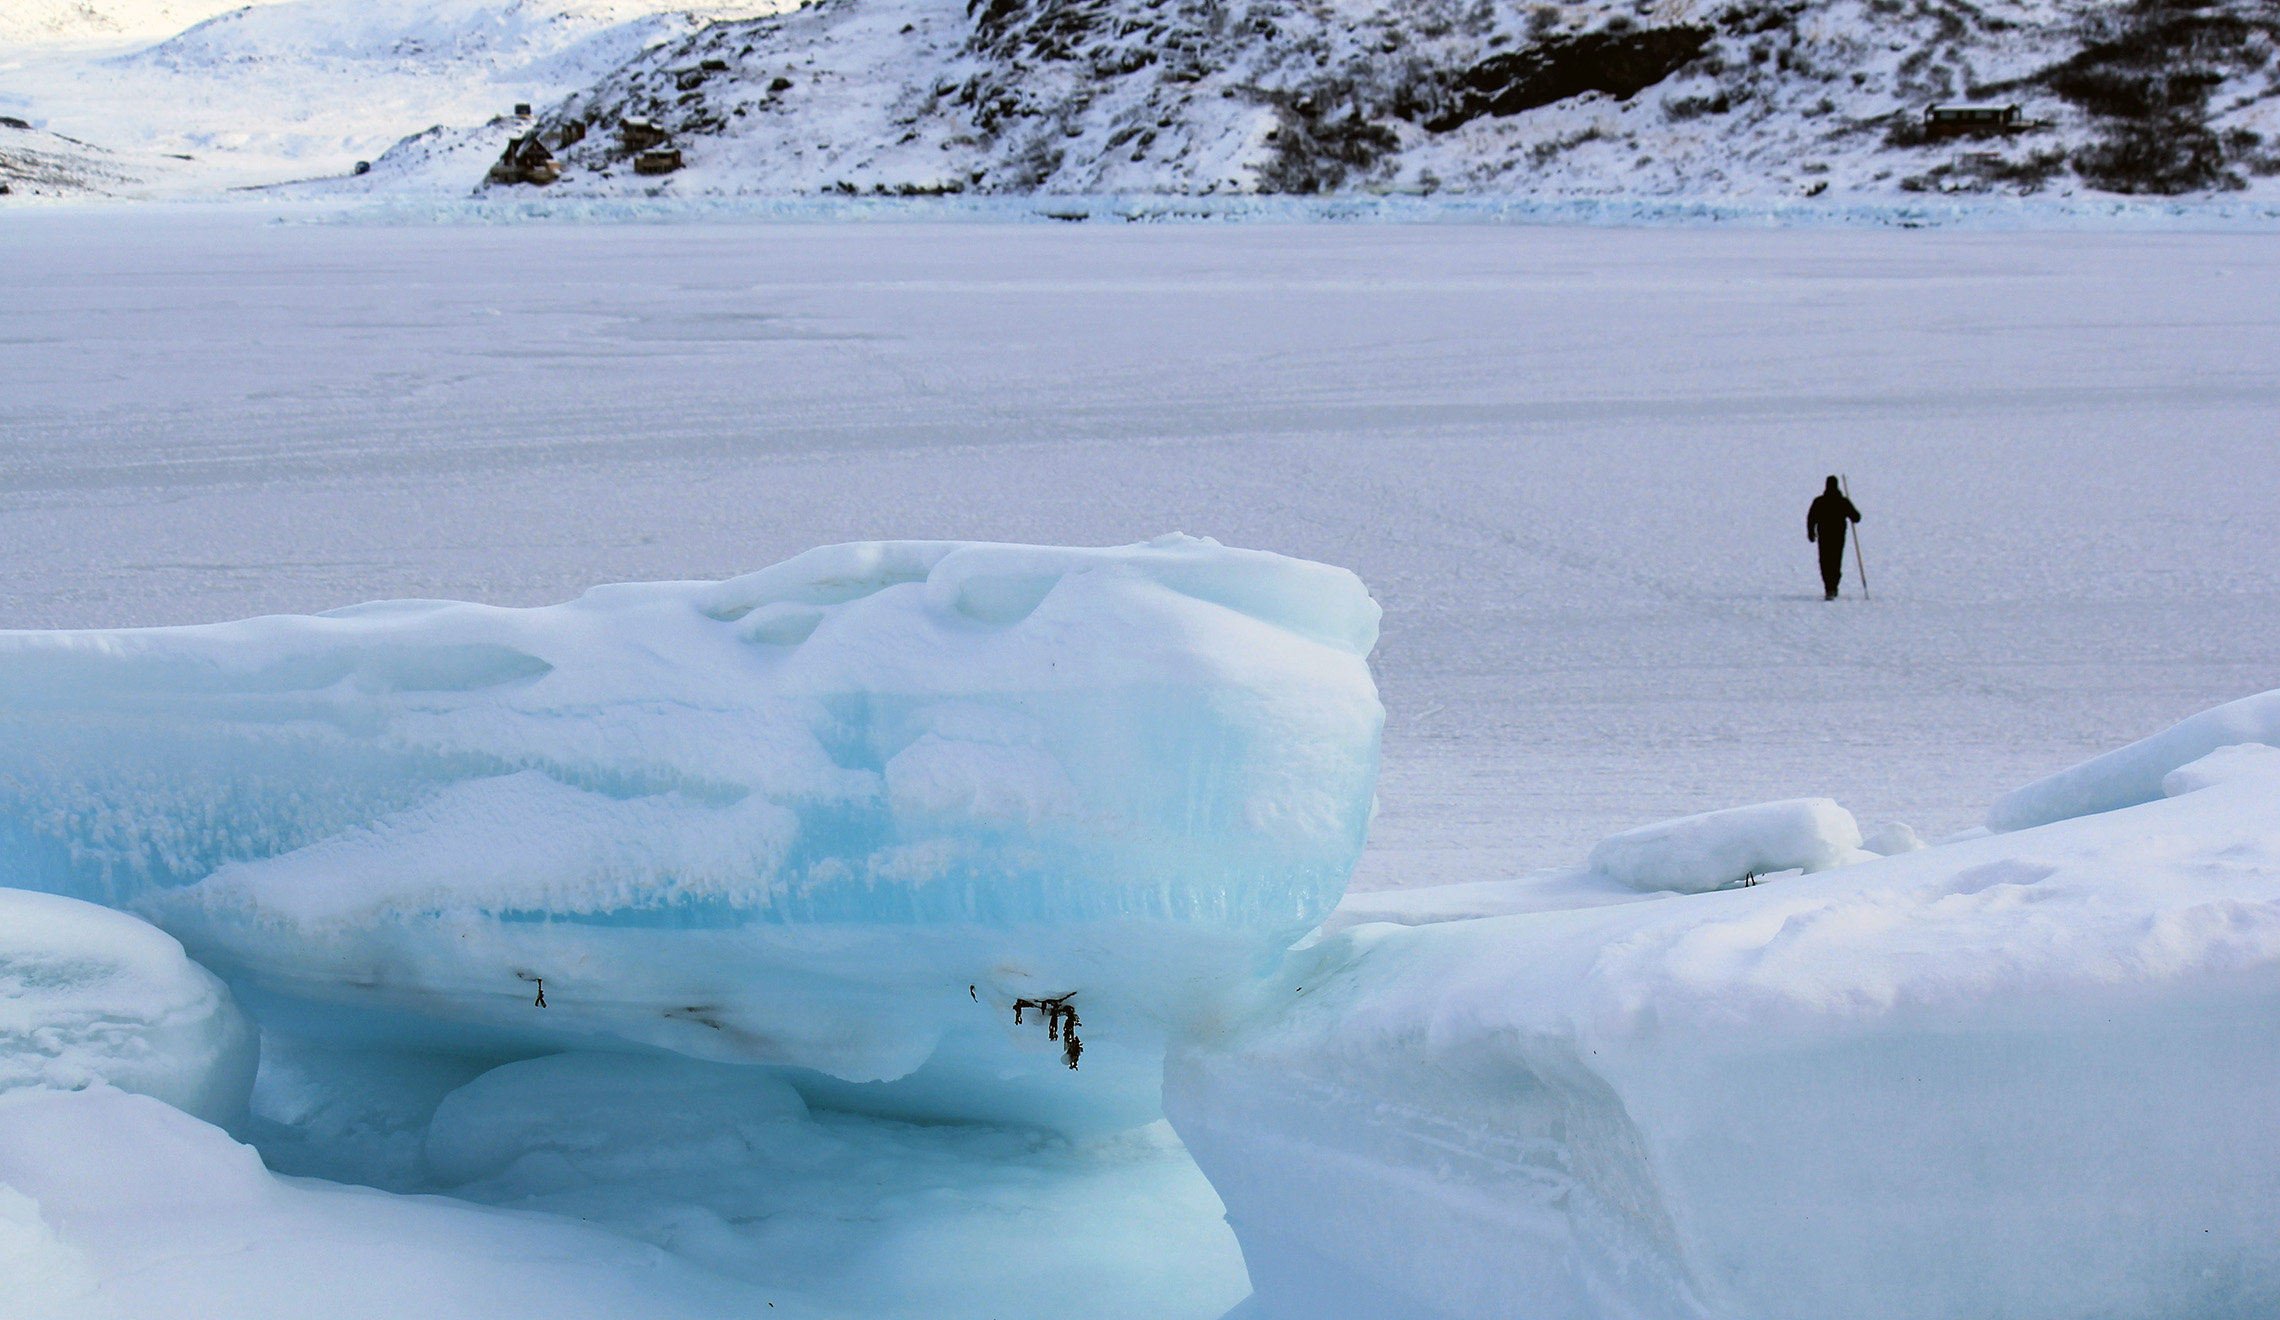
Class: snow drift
1990,687,2280,831
0,888,256,1127
1168,733,2280,1320
0,1086,800,1320
1586,796,1865,893
0,535,1381,1132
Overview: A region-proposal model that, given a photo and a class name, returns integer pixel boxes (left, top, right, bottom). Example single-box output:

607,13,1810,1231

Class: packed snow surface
0,535,1380,1129
1168,725,2280,1320
0,1086,814,1320
0,889,256,1126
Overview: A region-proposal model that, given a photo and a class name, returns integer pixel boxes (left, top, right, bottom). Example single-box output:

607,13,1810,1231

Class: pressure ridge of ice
1168,718,2280,1320
0,536,1384,1129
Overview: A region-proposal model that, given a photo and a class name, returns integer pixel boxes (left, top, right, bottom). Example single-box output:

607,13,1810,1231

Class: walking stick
1841,474,1869,601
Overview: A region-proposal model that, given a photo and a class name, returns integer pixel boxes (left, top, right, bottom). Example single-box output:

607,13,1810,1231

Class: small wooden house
1923,103,2022,139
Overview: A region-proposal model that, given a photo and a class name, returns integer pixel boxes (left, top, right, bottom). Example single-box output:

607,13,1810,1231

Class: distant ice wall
0,536,1382,1132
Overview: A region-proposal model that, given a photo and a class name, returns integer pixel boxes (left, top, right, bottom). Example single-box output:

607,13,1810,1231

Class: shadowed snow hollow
0,536,1382,1132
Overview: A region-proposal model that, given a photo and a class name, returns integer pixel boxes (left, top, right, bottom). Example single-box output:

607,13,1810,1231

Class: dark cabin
1923,103,2022,138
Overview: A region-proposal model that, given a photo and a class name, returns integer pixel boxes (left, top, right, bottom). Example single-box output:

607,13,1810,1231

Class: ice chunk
1859,820,1926,855
1586,797,1864,893
1990,687,2280,831
2160,741,2280,798
426,1052,808,1186
0,888,256,1127
0,537,1382,1131
0,1086,808,1320
1168,755,2280,1320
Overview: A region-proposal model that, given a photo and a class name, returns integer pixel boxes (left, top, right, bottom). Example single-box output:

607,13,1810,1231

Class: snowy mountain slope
0,0,789,193
0,0,289,47
416,0,2280,198
0,114,139,195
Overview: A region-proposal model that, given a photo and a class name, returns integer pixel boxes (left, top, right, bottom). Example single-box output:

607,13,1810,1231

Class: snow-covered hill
393,0,2278,199
0,0,788,193
0,0,286,47
0,113,139,196
6,0,2278,200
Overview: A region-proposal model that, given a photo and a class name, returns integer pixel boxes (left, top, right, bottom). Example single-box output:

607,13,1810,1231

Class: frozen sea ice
0,536,1383,1132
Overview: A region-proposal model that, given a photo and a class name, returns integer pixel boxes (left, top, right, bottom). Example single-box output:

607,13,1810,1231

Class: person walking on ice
1807,475,1861,600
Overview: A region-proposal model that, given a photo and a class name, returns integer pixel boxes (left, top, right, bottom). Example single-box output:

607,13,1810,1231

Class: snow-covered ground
5,209,2280,1317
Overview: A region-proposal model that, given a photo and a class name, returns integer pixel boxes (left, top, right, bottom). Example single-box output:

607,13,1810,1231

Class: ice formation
406,1050,1252,1318
1990,687,2280,831
1586,797,1866,893
0,888,256,1126
0,536,1382,1130
424,1051,811,1186
1169,732,2280,1320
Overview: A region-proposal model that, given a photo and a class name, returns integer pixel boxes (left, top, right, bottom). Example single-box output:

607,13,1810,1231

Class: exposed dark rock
2022,0,2277,193
1255,91,1403,192
1423,26,1714,131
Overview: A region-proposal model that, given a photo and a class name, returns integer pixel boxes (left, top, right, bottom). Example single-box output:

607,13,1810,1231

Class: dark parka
1808,476,1861,596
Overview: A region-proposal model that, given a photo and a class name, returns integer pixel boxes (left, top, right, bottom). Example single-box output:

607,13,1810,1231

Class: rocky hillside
0,115,137,196
370,0,2280,198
